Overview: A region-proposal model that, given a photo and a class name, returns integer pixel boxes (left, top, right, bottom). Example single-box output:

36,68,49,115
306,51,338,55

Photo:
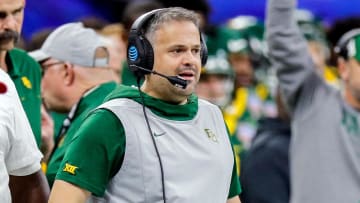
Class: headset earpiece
127,8,208,78
127,30,154,78
334,28,360,60
200,33,208,66
127,9,159,78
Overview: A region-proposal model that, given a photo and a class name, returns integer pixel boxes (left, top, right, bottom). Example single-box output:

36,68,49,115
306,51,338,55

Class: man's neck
140,82,187,105
0,51,8,72
344,88,360,111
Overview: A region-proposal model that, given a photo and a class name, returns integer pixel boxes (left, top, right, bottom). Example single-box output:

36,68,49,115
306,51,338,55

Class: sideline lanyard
48,97,82,162
48,85,100,162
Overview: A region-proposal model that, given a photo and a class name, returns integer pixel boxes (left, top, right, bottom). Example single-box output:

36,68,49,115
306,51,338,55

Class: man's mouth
0,31,19,43
178,71,195,80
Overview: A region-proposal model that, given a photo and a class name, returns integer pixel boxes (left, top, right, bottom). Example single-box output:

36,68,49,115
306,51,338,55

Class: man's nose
2,15,17,30
182,50,200,66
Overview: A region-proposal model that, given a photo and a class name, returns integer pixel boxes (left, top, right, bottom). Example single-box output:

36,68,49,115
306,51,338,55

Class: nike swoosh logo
153,132,166,137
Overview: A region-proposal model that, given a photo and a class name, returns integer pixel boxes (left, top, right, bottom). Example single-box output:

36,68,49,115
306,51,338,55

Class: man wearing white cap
30,22,118,187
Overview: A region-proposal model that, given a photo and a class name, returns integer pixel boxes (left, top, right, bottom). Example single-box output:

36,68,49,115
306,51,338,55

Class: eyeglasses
41,61,64,77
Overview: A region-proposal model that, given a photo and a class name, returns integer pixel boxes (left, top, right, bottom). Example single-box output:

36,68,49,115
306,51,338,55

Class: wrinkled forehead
0,0,25,11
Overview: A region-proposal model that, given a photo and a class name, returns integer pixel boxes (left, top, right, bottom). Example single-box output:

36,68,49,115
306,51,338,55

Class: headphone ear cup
127,32,142,77
142,38,154,73
339,46,348,60
127,32,154,78
127,9,160,78
335,37,349,59
200,33,208,66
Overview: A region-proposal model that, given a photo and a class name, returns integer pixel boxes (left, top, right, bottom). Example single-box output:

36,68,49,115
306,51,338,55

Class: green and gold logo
63,163,78,175
204,128,218,143
21,76,32,89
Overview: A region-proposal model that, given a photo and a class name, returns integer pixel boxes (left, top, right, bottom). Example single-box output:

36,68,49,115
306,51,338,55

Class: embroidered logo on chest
21,76,32,89
204,128,218,143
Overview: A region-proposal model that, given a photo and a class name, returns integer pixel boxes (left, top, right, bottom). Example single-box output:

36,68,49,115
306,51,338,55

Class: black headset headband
130,9,161,35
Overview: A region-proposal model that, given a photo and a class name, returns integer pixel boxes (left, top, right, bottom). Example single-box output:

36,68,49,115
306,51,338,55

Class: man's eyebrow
169,44,201,49
170,45,186,48
0,6,24,18
13,6,24,13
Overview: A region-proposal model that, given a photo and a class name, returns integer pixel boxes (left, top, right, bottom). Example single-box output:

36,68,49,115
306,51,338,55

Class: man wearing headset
266,0,360,202
49,7,241,203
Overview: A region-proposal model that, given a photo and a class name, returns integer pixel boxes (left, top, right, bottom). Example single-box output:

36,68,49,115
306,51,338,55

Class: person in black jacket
240,88,291,203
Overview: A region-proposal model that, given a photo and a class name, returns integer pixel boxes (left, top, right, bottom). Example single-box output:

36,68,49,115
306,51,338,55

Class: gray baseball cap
29,22,109,67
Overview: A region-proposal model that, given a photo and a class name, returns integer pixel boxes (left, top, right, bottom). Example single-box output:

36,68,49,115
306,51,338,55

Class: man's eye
0,12,7,19
193,49,200,54
172,49,182,53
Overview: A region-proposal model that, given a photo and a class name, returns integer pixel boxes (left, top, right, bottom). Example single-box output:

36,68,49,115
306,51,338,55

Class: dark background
23,0,360,41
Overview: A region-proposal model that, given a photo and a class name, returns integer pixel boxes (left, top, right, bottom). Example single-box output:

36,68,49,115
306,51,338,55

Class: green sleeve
226,122,242,198
228,159,242,198
55,109,125,197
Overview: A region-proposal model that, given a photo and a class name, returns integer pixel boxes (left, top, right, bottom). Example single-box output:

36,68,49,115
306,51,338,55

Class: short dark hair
158,0,211,21
122,1,164,31
145,7,200,43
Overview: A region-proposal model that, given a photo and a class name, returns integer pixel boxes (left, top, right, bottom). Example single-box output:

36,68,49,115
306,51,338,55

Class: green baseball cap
226,15,266,55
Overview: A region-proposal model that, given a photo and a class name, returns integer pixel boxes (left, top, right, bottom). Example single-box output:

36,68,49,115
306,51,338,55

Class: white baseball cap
29,22,109,67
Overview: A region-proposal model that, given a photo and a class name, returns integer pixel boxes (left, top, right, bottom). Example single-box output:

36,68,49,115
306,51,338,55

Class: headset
334,28,360,60
127,8,208,79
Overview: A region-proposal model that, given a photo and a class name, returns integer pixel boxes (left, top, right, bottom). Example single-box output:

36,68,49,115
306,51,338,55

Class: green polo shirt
46,82,117,187
56,85,241,198
7,48,42,148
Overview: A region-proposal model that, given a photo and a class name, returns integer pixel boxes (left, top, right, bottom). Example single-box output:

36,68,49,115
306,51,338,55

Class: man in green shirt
0,0,42,148
30,22,117,187
49,7,241,203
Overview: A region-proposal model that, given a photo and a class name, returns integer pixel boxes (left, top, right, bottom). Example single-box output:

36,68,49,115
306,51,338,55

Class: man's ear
337,57,349,81
63,63,75,86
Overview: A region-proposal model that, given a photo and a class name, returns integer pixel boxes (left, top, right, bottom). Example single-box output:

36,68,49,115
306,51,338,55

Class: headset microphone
129,65,188,89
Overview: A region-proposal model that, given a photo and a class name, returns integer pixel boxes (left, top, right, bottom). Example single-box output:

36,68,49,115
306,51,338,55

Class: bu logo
63,163,78,175
204,128,218,143
21,76,32,89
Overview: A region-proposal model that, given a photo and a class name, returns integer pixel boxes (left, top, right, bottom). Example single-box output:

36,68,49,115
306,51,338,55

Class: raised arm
265,0,323,113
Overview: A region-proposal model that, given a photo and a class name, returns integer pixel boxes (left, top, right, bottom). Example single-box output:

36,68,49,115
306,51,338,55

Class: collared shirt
7,48,42,148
